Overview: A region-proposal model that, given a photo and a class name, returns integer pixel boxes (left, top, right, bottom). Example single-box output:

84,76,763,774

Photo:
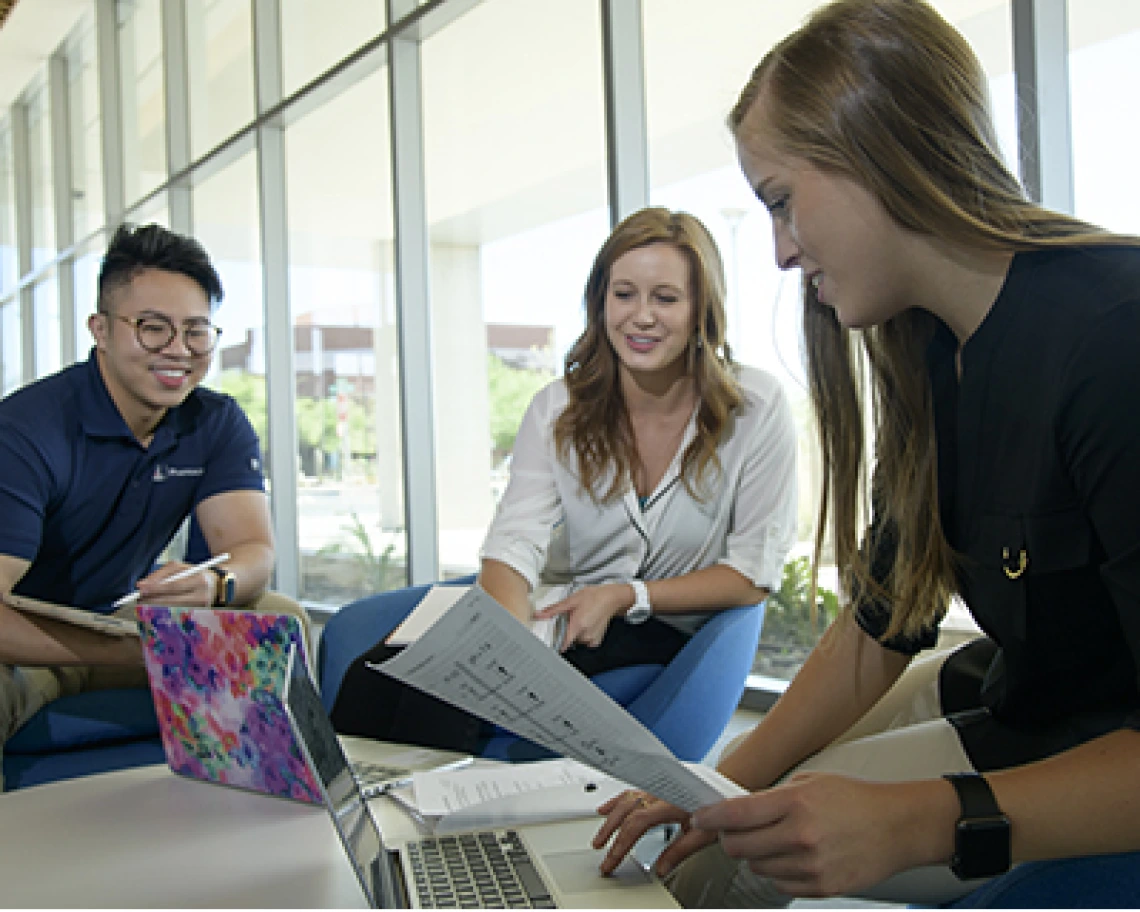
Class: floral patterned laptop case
137,605,323,804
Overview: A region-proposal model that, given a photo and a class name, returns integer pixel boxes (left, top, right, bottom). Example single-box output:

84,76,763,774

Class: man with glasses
0,223,306,788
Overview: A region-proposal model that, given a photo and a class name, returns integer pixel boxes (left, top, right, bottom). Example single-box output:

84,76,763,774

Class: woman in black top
593,0,1140,905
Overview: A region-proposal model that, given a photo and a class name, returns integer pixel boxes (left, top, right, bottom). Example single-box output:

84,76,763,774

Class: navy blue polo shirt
0,349,265,611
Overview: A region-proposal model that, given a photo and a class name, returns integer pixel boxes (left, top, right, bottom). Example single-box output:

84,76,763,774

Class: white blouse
479,365,799,635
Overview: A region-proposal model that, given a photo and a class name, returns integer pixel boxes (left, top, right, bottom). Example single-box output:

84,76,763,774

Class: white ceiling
0,0,88,107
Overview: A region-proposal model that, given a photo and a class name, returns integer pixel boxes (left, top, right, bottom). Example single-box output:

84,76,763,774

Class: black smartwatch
943,772,1011,880
211,566,237,607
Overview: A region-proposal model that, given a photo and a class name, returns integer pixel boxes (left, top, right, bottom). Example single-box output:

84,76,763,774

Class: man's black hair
97,223,224,311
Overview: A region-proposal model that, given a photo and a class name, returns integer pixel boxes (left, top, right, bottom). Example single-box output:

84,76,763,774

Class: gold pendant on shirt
1001,547,1028,580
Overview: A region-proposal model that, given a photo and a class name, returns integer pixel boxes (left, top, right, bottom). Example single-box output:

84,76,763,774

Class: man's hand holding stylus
133,561,216,607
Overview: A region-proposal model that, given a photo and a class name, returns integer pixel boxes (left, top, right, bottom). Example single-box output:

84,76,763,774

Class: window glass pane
644,0,1010,680
129,190,170,229
0,125,16,293
280,0,386,99
118,0,167,205
194,151,265,454
1068,0,1140,234
932,1,1017,170
34,271,61,378
73,234,105,359
27,85,56,271
2,297,20,393
285,69,406,606
67,12,105,241
422,0,609,578
187,0,254,158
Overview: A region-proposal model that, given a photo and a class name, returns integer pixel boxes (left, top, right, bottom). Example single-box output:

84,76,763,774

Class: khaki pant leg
716,645,957,770
666,842,795,908
831,644,955,746
83,664,151,691
0,664,92,791
669,647,980,908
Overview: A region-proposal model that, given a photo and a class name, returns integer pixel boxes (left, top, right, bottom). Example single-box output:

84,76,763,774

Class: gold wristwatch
210,565,237,606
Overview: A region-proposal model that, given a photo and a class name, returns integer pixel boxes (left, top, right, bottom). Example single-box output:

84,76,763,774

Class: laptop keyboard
406,830,556,909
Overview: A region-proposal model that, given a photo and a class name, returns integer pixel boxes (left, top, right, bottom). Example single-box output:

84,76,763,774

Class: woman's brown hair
730,0,1137,640
554,207,742,503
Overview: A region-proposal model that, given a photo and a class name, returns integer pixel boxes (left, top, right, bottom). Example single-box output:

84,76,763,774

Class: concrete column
373,239,404,533
429,243,492,545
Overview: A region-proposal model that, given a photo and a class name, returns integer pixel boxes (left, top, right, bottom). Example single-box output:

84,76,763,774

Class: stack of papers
389,758,626,834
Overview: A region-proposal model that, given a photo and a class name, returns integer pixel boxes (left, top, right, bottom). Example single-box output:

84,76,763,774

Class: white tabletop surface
0,738,466,909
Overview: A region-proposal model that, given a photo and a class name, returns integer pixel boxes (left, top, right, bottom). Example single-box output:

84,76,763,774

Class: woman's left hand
691,772,932,899
535,583,631,651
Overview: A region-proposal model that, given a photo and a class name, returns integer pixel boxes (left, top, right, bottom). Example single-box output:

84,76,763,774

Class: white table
0,763,365,908
0,738,464,908
0,739,677,909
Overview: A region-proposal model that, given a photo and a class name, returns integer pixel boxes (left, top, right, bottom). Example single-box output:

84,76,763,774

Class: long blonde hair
555,207,743,502
730,0,1137,640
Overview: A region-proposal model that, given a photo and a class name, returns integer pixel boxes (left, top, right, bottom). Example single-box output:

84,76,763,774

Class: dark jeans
329,616,688,753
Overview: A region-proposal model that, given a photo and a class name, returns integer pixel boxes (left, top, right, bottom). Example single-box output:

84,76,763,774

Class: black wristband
943,773,1011,880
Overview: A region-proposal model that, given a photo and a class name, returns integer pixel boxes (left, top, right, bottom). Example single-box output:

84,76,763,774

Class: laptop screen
282,647,390,907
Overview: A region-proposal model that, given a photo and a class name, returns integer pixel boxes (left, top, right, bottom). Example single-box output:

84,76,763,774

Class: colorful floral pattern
138,606,322,804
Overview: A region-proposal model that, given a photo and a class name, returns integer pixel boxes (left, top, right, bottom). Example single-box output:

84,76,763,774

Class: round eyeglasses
102,311,222,356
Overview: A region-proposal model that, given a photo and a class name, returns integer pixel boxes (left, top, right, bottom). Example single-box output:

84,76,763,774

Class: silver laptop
279,646,675,909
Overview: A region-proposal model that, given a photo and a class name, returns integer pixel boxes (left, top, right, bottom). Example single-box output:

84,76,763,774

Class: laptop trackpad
542,849,651,895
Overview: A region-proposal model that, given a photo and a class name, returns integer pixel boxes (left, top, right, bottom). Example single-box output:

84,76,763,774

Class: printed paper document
368,585,746,813
392,758,625,833
388,584,565,650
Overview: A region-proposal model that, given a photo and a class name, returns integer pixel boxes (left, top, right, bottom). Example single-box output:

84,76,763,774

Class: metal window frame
161,0,193,233
388,0,438,585
49,52,76,366
601,0,648,226
253,0,301,597
96,0,125,228
10,99,33,384
1012,0,1074,212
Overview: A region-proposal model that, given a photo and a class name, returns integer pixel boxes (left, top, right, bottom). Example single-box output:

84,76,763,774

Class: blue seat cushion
3,739,166,790
6,688,160,755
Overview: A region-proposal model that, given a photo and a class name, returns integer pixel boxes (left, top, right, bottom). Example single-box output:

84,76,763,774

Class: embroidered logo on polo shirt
153,464,205,482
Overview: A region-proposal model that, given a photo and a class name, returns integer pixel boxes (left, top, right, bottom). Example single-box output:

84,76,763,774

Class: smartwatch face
957,817,1012,879
626,602,651,624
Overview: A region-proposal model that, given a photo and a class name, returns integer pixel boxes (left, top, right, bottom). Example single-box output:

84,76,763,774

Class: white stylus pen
112,553,231,609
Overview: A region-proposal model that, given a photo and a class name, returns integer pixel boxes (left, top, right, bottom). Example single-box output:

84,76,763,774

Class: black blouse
854,246,1140,765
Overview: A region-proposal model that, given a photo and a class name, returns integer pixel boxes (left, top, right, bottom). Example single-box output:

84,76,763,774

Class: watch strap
944,772,1001,820
210,565,236,607
626,580,651,624
943,772,1011,880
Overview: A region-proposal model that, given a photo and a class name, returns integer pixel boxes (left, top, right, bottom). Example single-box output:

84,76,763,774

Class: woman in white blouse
479,206,798,676
331,207,798,753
